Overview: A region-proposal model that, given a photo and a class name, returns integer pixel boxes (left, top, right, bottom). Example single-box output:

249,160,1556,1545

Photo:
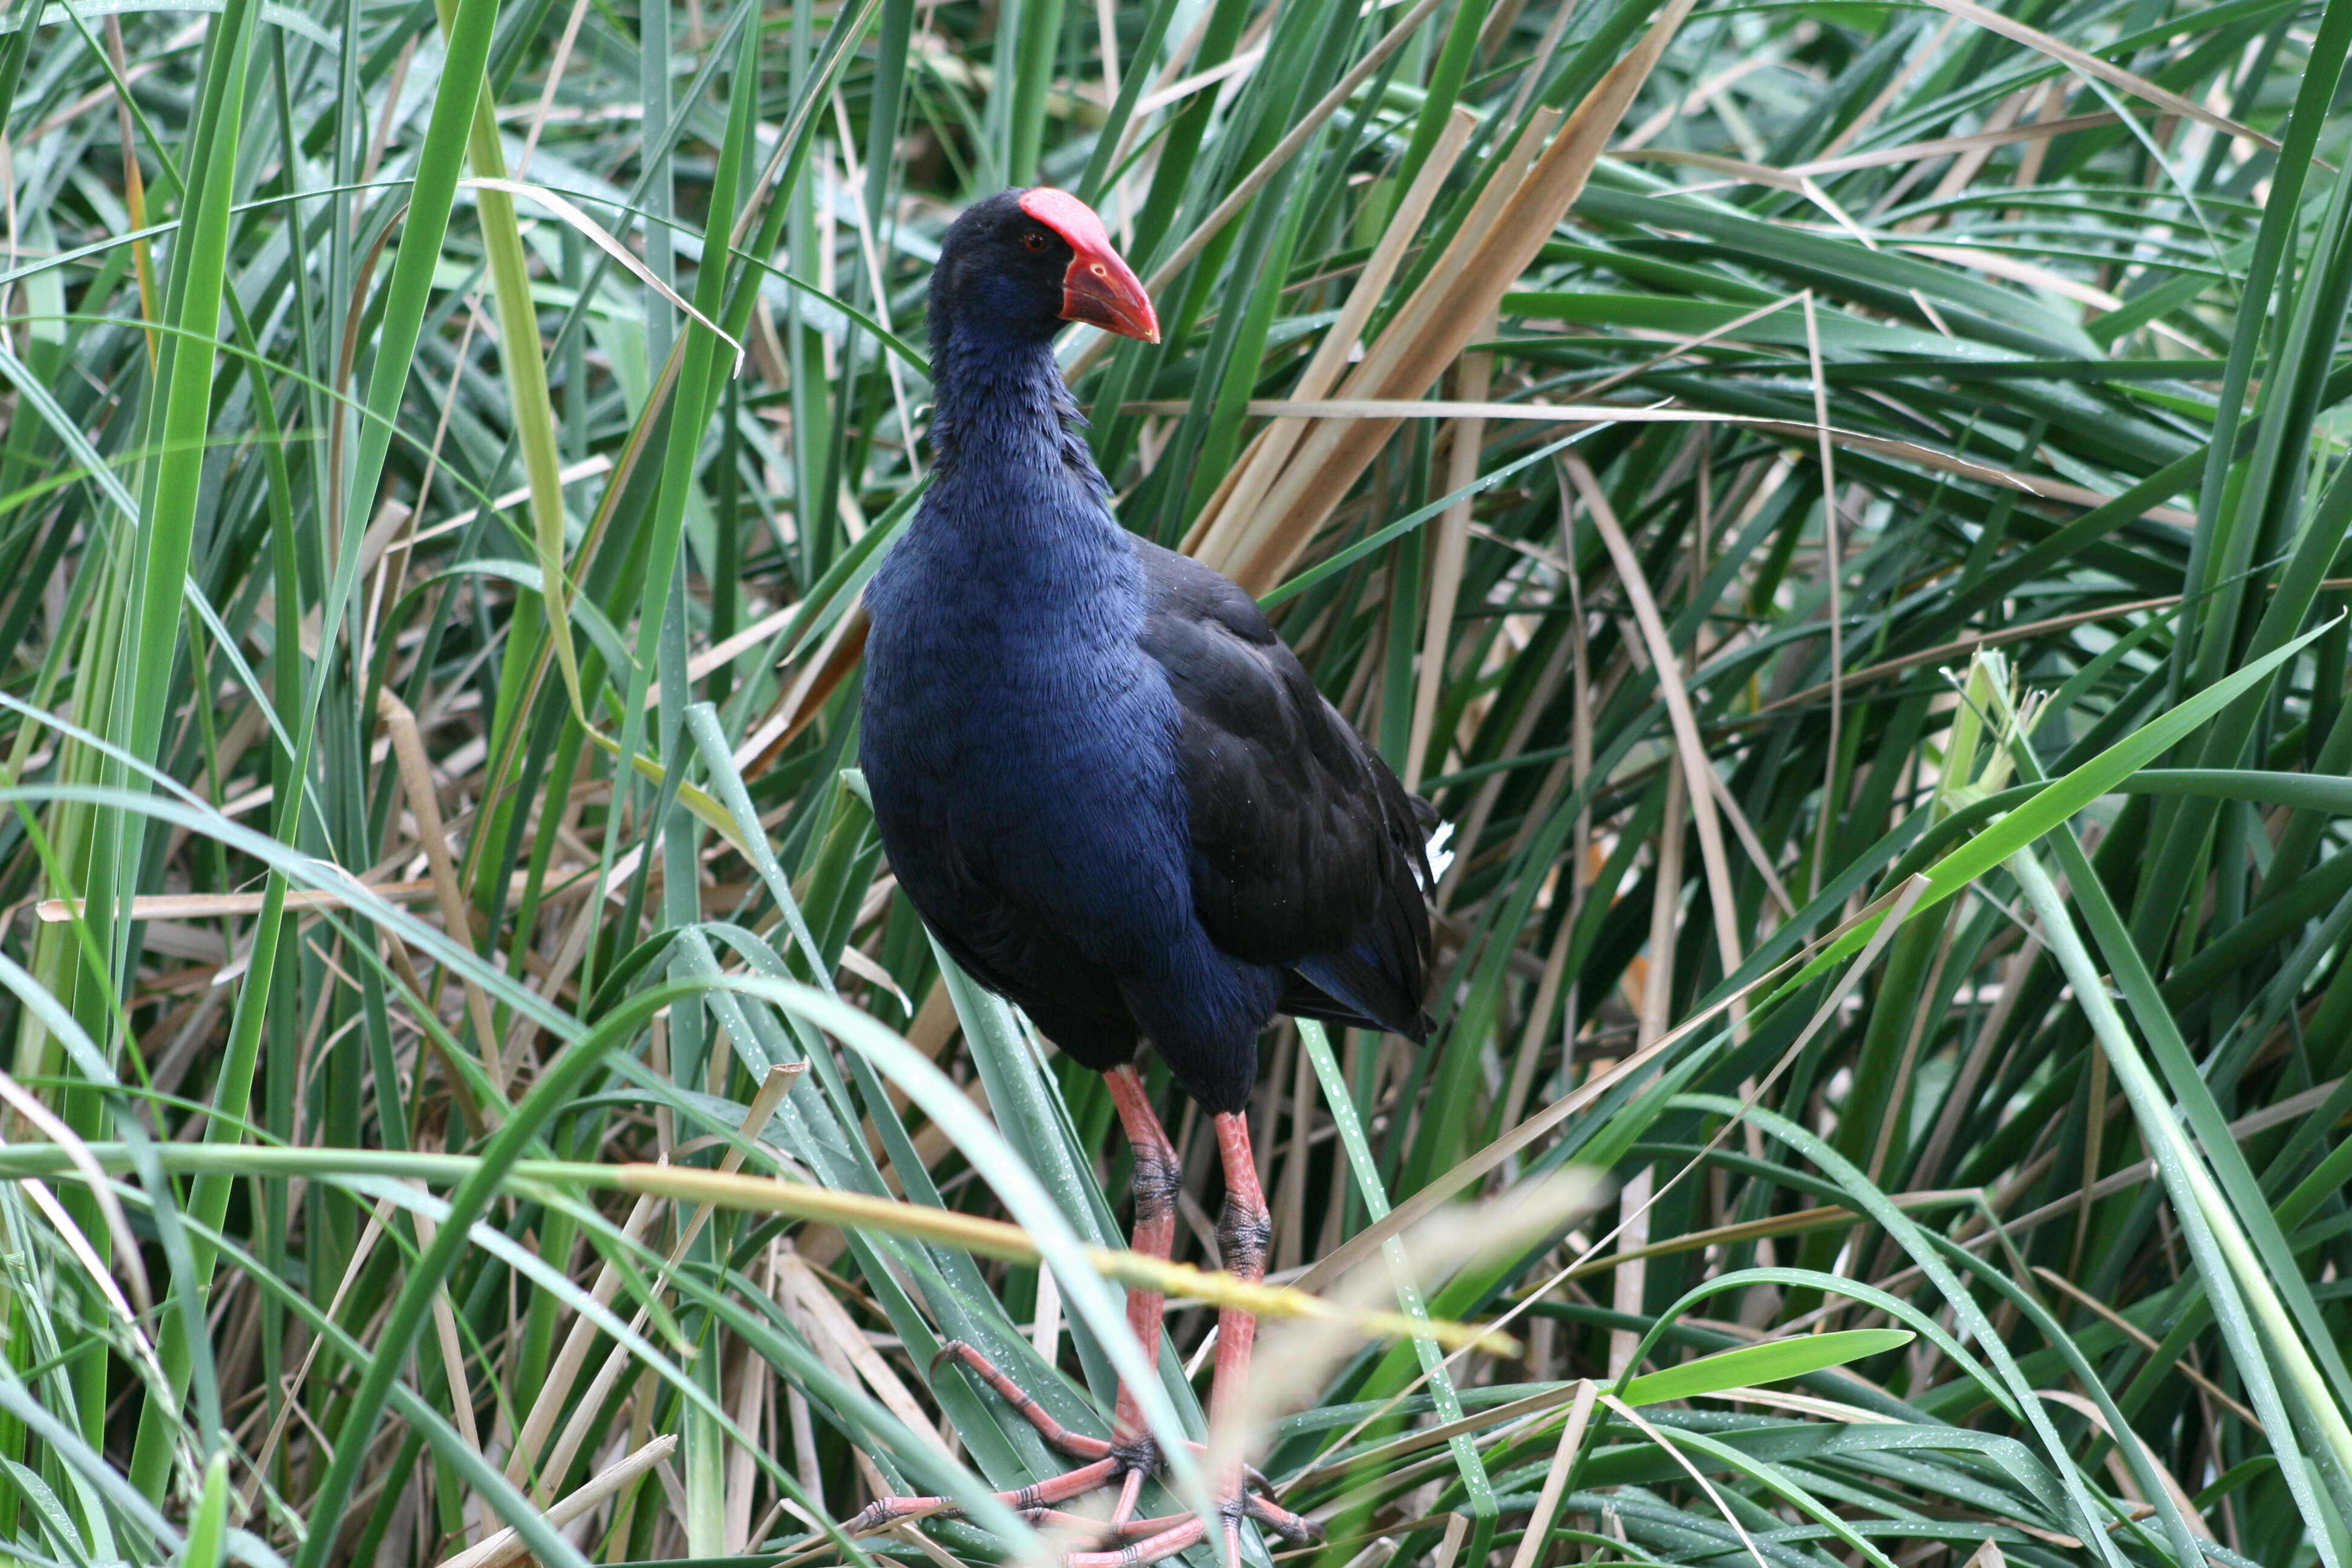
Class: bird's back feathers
1132,540,1436,1042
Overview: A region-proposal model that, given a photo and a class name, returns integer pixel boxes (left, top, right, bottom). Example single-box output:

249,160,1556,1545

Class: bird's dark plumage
860,189,1436,1114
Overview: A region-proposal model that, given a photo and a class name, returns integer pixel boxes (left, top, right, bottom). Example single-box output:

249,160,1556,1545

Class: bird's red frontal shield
1018,188,1160,344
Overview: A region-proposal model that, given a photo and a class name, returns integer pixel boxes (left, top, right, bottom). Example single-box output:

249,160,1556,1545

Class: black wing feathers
1133,540,1435,1041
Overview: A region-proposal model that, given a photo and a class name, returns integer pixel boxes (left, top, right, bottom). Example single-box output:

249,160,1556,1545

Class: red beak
1017,187,1160,344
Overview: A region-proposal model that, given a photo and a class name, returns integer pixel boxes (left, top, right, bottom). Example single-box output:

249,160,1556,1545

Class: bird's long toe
846,1494,953,1533
845,1455,1124,1538
930,1340,1117,1462
1061,1514,1207,1568
1022,1506,1193,1541
1244,1491,1324,1544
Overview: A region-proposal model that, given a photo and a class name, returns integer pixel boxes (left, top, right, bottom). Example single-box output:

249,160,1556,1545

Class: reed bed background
0,0,2348,1559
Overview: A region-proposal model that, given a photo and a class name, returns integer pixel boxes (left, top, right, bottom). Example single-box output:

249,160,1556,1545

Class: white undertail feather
1423,819,1457,887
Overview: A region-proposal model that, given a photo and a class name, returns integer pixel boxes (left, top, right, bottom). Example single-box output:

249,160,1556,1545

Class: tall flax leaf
446,61,585,736
2135,0,2352,952
118,0,259,883
1300,1021,1498,1535
106,0,260,1504
2008,848,2352,1560
328,0,508,663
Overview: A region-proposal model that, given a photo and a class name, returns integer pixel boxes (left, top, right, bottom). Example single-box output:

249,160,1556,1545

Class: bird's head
932,188,1160,348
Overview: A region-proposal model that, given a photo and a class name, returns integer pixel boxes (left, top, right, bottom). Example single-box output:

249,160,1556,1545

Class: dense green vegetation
0,0,2349,1558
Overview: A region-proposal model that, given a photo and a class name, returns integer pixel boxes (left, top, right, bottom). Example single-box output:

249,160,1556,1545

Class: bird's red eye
1022,231,1050,253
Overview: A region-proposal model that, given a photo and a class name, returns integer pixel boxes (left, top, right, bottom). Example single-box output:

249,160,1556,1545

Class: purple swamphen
854,188,1442,1566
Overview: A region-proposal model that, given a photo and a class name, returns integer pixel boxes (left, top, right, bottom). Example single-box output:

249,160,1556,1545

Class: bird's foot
843,1341,1122,1535
842,1341,1319,1564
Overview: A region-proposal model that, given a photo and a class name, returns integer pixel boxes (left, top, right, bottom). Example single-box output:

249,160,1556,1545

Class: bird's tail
1282,953,1434,1043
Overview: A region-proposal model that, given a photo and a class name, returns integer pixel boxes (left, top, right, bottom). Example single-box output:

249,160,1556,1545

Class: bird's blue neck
926,322,1105,494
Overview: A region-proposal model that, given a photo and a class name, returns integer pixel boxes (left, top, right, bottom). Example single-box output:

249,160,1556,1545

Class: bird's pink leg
1207,1110,1272,1568
846,1065,1186,1542
1103,1066,1182,1449
1062,1120,1295,1568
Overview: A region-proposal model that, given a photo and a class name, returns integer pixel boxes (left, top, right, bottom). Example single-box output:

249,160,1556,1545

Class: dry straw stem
1567,454,1743,990
399,454,613,550
1505,1382,1599,1568
1404,318,1495,792
36,878,471,922
776,1248,953,1453
1621,109,2125,183
1196,0,1700,598
501,1192,664,1492
1184,107,1478,562
737,606,873,774
377,686,503,1088
409,1200,490,1460
603,1163,1518,1352
1201,1170,1600,1483
436,1433,679,1568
